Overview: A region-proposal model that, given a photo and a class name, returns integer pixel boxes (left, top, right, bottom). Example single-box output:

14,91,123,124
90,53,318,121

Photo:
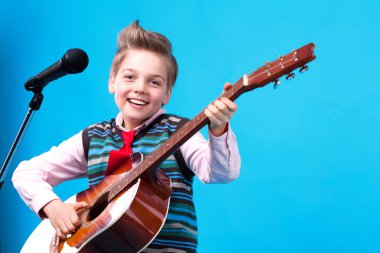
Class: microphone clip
29,92,44,111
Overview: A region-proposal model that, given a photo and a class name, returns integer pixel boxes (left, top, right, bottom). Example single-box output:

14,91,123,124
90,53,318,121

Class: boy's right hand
42,199,87,239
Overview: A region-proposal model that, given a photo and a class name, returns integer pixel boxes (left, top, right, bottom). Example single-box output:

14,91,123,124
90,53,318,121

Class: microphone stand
0,88,44,190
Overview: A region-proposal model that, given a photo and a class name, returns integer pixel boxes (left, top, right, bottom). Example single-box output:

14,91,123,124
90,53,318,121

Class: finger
206,105,229,126
220,97,238,112
223,82,232,91
69,215,81,228
204,109,223,128
50,217,68,239
58,220,72,235
74,201,87,211
55,228,67,240
204,108,215,121
67,211,81,228
222,82,232,94
213,100,232,117
55,209,78,233
213,100,236,122
73,202,88,217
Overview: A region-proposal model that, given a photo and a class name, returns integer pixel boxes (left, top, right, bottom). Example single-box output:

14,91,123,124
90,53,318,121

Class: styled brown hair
110,20,178,90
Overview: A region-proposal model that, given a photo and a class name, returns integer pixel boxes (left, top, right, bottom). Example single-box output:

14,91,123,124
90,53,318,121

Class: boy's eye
150,80,161,87
124,75,134,80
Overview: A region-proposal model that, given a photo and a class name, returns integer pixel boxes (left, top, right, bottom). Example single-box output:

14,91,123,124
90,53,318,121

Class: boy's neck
116,108,166,132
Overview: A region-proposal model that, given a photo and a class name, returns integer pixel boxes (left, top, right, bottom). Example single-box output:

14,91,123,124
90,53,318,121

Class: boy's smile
109,49,171,130
128,98,148,106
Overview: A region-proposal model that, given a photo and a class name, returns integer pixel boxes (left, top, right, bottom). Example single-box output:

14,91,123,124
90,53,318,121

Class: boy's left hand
204,82,237,137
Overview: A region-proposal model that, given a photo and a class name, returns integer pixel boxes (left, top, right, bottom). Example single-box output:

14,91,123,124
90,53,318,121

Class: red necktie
105,130,136,176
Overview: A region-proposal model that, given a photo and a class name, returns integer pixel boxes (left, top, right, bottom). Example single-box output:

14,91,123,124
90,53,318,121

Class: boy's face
109,49,171,130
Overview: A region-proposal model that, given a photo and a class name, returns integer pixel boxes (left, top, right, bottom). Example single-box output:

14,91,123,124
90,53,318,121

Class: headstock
243,43,316,90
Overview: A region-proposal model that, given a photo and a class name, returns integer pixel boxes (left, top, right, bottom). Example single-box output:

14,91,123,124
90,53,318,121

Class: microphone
25,48,89,92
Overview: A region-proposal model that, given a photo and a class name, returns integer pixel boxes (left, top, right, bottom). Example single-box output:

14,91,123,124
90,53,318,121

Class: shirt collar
115,107,166,133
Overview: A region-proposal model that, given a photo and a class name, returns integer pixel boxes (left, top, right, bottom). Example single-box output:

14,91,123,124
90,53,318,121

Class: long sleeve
12,132,88,216
180,124,241,183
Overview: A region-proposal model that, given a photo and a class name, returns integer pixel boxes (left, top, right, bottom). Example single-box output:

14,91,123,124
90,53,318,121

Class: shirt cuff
208,123,231,146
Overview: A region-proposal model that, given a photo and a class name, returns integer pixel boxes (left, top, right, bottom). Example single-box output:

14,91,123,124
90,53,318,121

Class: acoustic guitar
21,43,316,252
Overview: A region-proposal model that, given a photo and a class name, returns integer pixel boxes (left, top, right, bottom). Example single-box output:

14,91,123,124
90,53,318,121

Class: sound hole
87,192,110,221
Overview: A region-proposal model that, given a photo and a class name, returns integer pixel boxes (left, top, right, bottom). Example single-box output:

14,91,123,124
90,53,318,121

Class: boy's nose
132,80,146,93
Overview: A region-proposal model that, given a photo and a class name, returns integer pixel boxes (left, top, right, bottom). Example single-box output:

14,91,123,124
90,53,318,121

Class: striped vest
82,114,198,252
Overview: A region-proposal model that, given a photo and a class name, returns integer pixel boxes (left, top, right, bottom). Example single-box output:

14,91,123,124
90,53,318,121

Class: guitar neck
108,43,316,200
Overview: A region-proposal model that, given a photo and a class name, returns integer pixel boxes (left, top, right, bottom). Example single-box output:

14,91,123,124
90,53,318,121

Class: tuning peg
273,79,280,89
299,65,309,73
286,72,295,80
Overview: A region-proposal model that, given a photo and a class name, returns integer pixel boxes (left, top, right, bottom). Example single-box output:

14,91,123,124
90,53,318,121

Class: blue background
1,0,379,252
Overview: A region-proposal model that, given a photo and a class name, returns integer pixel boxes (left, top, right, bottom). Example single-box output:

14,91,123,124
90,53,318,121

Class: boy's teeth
129,99,147,105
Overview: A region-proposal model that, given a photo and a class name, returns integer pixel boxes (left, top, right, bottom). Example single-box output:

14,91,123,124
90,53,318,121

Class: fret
120,177,126,189
157,146,162,157
118,181,123,192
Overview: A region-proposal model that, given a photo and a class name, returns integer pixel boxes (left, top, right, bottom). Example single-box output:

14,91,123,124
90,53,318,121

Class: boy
13,20,241,252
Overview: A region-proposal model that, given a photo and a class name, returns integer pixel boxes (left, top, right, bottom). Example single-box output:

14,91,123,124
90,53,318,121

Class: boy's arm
180,124,241,183
181,82,240,183
204,82,237,137
12,132,88,218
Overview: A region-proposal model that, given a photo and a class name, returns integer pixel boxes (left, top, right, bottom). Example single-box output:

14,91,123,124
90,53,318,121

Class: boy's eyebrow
121,68,166,82
149,74,166,82
120,68,136,74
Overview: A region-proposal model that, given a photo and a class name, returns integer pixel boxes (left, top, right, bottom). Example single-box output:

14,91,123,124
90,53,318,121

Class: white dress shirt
12,108,241,216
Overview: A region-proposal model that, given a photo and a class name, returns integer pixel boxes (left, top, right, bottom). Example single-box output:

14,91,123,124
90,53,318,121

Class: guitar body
22,152,172,253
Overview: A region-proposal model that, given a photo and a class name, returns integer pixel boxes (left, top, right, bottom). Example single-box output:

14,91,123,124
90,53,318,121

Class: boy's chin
121,112,153,128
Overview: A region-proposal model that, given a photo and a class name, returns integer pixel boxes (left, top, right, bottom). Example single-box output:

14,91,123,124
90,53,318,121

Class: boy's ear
162,89,172,105
108,76,115,94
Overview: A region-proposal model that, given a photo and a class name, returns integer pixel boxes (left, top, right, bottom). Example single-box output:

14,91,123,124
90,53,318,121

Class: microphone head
61,48,89,74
